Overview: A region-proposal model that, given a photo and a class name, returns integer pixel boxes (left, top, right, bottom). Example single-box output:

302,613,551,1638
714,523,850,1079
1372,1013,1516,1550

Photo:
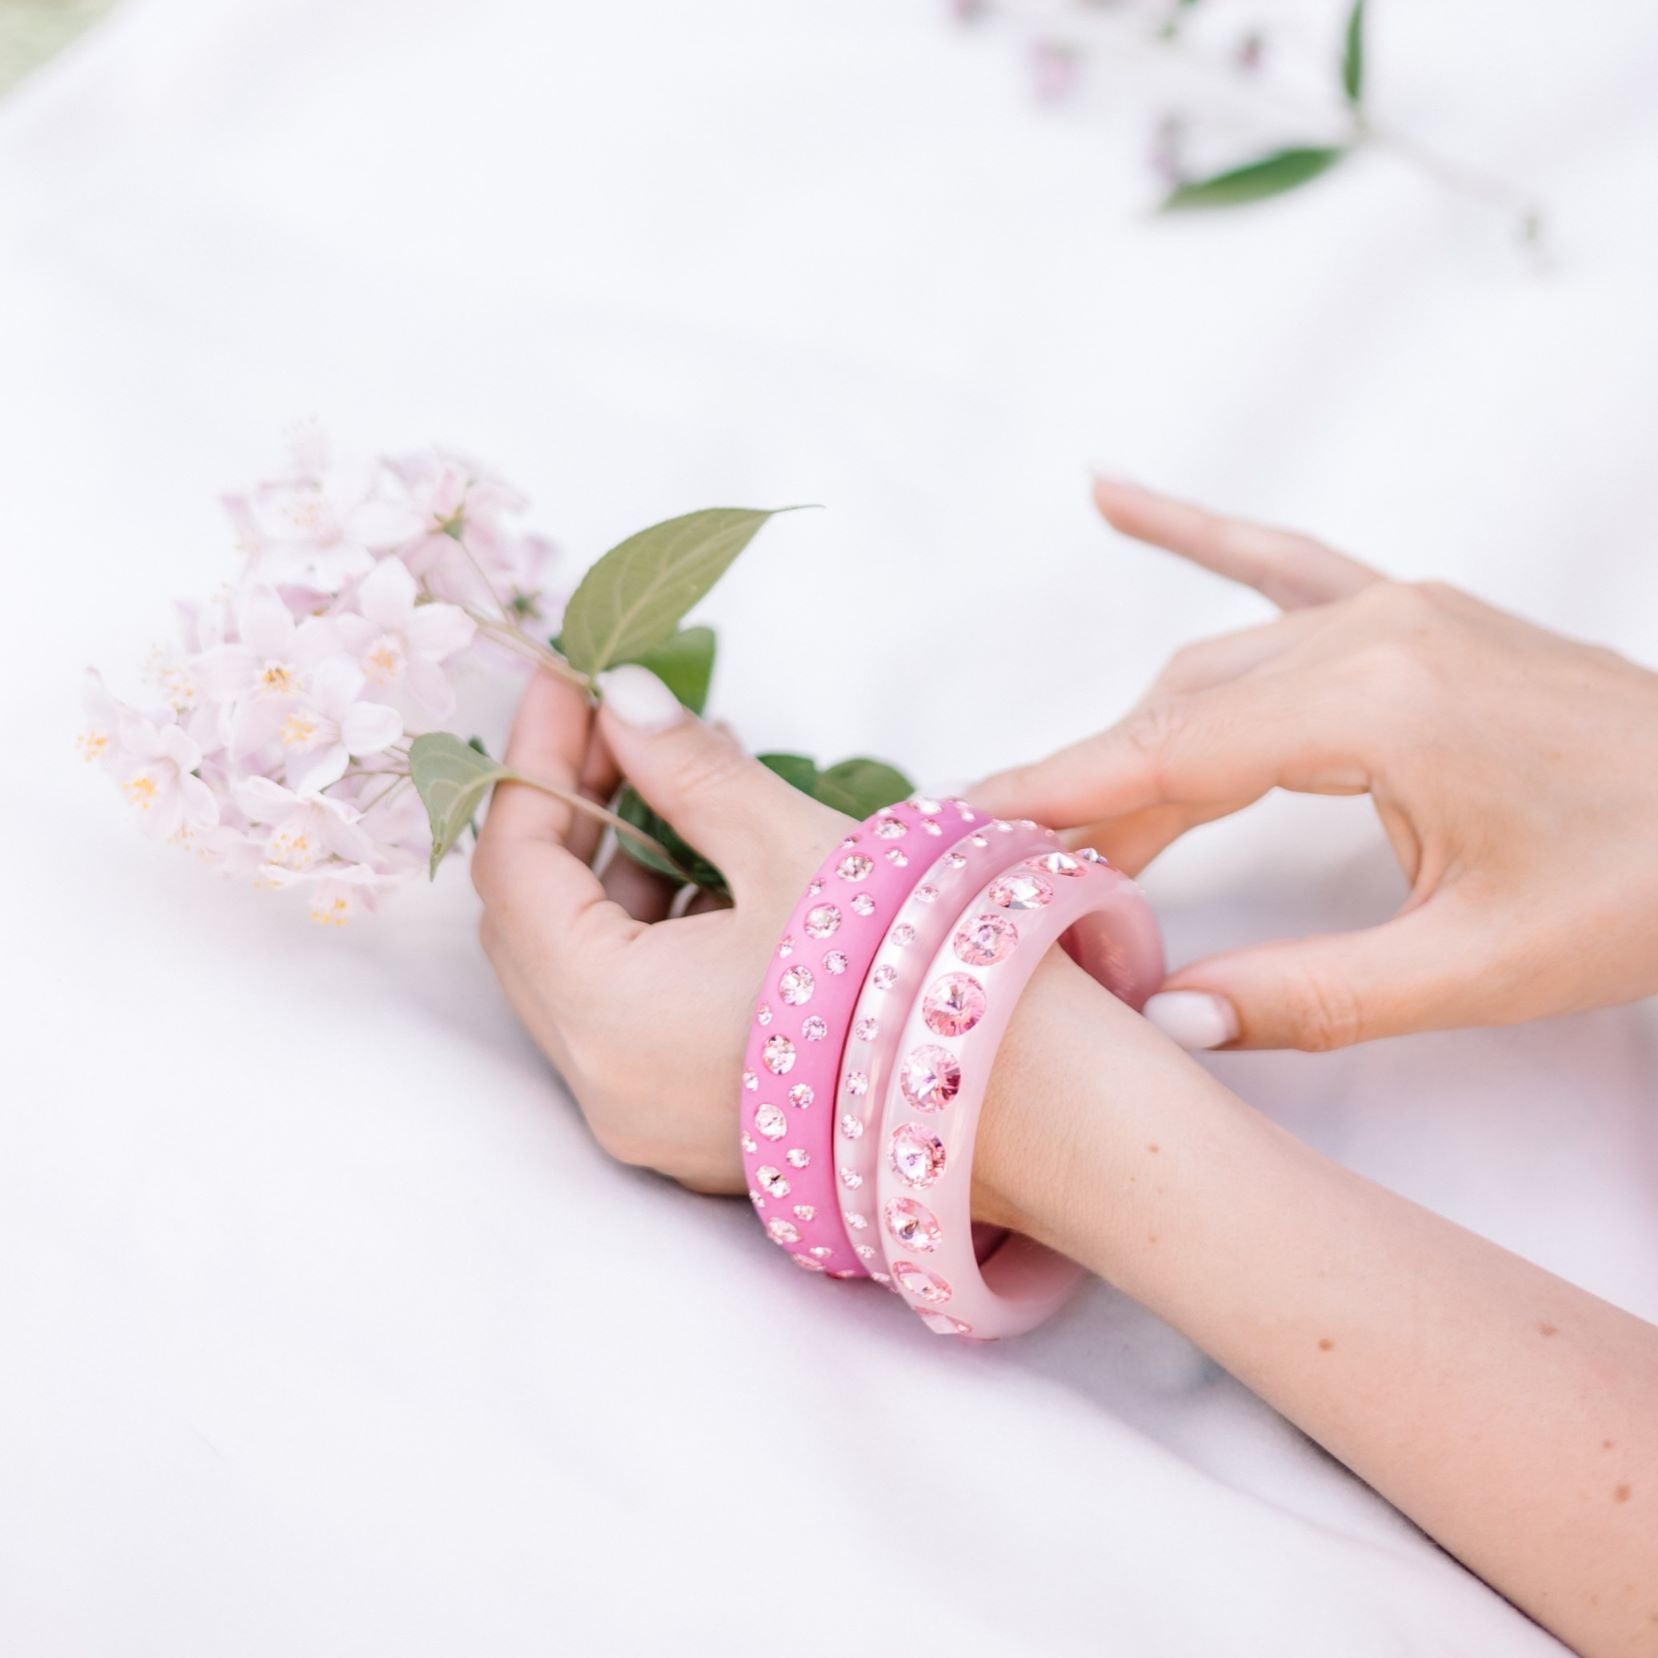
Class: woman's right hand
973,480,1658,1052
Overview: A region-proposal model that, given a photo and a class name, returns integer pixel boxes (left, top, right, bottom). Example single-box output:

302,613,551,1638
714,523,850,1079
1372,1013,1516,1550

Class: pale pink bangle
831,815,1073,1278
874,850,1164,1338
739,798,984,1276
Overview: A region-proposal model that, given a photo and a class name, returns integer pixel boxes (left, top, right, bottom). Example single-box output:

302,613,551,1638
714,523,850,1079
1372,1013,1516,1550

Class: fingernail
597,665,686,732
1143,990,1239,1050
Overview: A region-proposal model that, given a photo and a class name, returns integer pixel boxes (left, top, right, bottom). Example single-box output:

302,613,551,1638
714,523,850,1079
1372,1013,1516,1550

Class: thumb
596,664,840,901
1142,905,1484,1052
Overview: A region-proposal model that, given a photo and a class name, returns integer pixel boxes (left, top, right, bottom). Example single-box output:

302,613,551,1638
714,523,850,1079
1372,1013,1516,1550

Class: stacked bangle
742,797,1164,1339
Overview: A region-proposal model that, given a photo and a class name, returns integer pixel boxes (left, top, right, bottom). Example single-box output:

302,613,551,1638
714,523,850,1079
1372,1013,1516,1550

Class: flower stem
500,770,696,884
468,612,589,687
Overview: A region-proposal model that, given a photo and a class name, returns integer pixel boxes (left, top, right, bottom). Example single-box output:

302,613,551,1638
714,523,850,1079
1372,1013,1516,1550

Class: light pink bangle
874,850,1163,1338
739,798,982,1276
832,815,1071,1278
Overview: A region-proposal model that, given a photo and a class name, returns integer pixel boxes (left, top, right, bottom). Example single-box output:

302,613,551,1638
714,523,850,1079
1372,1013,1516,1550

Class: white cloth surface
4,1,1657,1653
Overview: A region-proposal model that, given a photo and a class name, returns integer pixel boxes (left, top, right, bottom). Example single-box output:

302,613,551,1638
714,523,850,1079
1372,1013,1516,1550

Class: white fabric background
4,1,1656,1653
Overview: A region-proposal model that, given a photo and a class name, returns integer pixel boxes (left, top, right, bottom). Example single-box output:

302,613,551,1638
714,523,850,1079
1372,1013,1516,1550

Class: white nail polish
1143,990,1239,1051
597,664,685,732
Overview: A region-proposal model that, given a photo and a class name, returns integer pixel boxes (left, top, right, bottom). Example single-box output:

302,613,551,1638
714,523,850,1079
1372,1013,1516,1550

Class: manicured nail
596,665,685,732
1143,990,1239,1050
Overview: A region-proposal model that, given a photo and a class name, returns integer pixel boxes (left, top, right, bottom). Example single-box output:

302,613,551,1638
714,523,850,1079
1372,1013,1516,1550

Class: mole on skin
1537,1322,1559,1337
1614,1484,1632,1503
1146,1142,1160,1155
1317,1338,1335,1352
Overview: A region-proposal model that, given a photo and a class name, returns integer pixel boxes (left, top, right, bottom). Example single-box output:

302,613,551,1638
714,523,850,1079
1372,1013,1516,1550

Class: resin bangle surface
831,815,1066,1279
874,850,1163,1338
739,798,984,1276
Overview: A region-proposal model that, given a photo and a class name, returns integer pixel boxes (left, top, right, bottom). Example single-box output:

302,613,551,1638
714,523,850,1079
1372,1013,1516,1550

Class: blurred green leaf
614,786,727,894
1161,146,1347,211
1342,0,1365,106
756,752,820,795
628,626,717,715
812,757,913,818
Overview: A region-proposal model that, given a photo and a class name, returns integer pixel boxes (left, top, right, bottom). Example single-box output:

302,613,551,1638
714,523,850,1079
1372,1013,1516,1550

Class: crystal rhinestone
968,833,989,849
850,892,876,917
793,1203,816,1221
988,871,1054,911
1077,846,1107,864
921,819,944,836
805,903,841,939
837,853,874,882
839,1113,864,1140
739,1132,758,1153
953,912,1018,967
923,972,987,1037
890,1123,947,1187
839,1166,863,1188
884,1197,943,1253
786,1148,811,1168
830,1269,858,1279
994,820,1014,834
749,1190,764,1208
788,1082,815,1109
842,1210,869,1230
823,950,849,975
874,817,908,839
872,965,898,992
915,884,939,905
741,1069,758,1091
913,798,942,815
791,1253,826,1272
756,1001,773,1027
919,1311,973,1336
893,1262,953,1304
891,923,917,948
853,1017,878,1042
754,1104,788,1141
802,1016,829,1042
884,848,910,868
779,965,815,1005
944,851,967,871
841,834,858,845
778,935,794,957
871,1271,892,1285
767,1216,799,1244
808,879,824,897
809,1245,833,1259
762,1035,796,1075
757,1166,791,1198
958,807,977,823
855,1244,876,1260
901,1045,962,1112
1027,850,1084,878
844,1070,869,1097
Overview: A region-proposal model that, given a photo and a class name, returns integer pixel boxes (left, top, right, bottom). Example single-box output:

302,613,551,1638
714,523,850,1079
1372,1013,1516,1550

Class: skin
472,486,1658,1657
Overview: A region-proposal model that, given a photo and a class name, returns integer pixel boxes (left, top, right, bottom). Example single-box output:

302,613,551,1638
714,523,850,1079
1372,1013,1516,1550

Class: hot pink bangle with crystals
833,817,1081,1278
875,850,1163,1338
740,798,985,1277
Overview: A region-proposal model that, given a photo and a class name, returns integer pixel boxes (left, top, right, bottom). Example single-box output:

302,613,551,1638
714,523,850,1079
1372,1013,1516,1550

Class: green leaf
812,757,913,818
1342,0,1365,106
614,786,727,894
756,752,820,795
627,625,717,715
560,508,801,680
1161,146,1347,210
409,732,513,878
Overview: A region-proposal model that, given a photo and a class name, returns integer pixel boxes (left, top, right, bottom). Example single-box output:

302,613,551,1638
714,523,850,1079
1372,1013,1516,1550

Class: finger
1093,478,1383,611
973,671,1369,828
472,670,631,967
1143,903,1481,1052
600,842,676,923
1064,798,1252,877
1132,609,1327,707
595,664,841,902
568,721,622,866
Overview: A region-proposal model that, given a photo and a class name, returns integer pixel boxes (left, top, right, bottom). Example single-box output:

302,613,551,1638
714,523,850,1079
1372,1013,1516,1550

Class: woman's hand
973,479,1658,1051
471,663,849,1192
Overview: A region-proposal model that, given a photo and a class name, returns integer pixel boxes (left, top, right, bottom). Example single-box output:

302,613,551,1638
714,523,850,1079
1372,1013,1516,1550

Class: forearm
979,953,1658,1657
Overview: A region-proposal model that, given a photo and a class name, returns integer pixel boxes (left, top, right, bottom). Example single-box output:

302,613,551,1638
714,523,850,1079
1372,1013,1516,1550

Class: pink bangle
739,798,984,1276
832,816,1074,1278
874,849,1163,1338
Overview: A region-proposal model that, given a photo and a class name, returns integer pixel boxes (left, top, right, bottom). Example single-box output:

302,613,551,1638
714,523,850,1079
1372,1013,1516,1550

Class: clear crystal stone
853,1017,878,1041
884,1197,943,1253
915,884,939,904
839,1113,864,1139
892,923,916,948
1028,850,1084,878
913,797,942,815
809,1245,833,1259
969,833,989,849
944,852,967,870
872,965,897,991
844,1070,869,1097
842,1210,868,1230
957,807,976,823
805,903,841,939
1078,846,1107,864
884,848,909,868
823,951,849,975
779,966,815,1005
874,817,908,839
890,1124,947,1187
921,820,943,836
808,879,824,896
871,1271,892,1285
919,1311,972,1336
791,1253,825,1272
840,1166,863,1188
802,1016,828,1042
836,853,874,882
793,1203,816,1221
830,1268,858,1279
754,1103,788,1141
767,1216,799,1244
923,972,988,1037
850,893,876,917
785,1148,811,1168
777,935,794,957
994,820,1014,834
901,1045,962,1112
762,1034,796,1075
893,1262,953,1303
757,1166,790,1198
755,1001,773,1027
739,1132,757,1153
749,1190,764,1208
988,871,1054,911
855,1244,876,1260
741,1069,758,1091
788,1082,814,1109
953,911,1018,967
